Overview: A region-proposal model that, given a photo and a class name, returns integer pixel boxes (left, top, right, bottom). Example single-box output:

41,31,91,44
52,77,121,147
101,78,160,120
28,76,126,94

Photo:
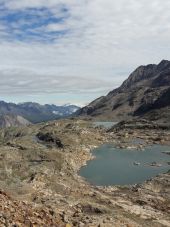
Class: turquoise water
79,144,170,186
93,122,117,129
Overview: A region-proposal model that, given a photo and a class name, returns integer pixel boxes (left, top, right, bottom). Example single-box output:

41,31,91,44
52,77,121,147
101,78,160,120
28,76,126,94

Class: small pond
79,144,170,186
93,121,117,129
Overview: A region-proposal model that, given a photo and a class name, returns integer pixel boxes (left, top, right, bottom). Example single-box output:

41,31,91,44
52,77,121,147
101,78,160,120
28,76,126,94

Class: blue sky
0,5,69,42
0,0,170,106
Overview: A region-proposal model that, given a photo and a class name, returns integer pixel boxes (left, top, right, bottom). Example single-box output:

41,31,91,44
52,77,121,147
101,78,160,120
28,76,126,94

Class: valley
0,118,170,227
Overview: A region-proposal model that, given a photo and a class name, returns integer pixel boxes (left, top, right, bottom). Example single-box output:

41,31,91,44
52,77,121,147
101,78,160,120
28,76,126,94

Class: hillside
77,60,170,121
0,114,31,128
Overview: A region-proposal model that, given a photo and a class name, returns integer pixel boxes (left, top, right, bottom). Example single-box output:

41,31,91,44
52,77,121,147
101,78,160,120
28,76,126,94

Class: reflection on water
79,144,170,186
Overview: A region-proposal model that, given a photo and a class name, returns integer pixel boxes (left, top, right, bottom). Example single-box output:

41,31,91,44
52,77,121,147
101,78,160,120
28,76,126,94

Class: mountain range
0,102,80,124
76,60,170,122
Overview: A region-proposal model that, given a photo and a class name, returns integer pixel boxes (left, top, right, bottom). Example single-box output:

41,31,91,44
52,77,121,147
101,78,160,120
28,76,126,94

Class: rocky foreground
0,119,170,227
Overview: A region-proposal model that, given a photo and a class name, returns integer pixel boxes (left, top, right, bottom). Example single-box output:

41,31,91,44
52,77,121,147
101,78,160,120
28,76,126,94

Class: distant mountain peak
157,59,170,70
158,59,170,65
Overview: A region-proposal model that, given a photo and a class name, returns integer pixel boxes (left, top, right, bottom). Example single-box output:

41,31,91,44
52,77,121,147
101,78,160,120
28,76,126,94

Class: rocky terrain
0,101,80,123
76,60,170,122
0,119,169,226
0,189,65,226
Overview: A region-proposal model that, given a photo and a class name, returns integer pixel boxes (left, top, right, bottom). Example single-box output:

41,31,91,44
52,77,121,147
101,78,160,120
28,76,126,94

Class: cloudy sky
0,0,170,106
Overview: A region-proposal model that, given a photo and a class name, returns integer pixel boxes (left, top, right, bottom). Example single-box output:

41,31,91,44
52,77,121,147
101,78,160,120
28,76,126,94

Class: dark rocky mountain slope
77,60,170,121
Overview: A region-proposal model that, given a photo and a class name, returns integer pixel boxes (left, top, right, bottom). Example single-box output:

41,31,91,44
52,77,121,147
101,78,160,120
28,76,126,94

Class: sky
0,0,170,106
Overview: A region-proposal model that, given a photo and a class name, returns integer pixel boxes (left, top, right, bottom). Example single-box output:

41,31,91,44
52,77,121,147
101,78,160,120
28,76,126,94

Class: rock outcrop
36,131,64,148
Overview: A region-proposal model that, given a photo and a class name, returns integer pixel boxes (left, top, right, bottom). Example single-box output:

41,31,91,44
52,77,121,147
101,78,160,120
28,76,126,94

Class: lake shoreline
79,143,170,186
0,119,170,226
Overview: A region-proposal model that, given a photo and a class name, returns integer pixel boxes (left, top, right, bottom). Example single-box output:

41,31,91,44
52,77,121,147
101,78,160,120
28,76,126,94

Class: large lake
79,144,170,186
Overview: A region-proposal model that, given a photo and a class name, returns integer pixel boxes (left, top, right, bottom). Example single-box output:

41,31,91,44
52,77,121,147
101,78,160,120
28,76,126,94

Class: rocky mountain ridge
77,60,170,121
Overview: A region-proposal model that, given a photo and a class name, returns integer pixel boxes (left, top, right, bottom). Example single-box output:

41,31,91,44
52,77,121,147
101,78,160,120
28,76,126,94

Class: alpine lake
79,122,170,186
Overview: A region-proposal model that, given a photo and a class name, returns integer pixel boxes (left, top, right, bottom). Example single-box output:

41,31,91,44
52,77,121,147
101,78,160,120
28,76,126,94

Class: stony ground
0,119,170,227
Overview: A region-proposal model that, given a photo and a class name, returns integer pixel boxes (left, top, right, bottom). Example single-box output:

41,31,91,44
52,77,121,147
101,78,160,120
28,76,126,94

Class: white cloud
0,67,115,95
45,22,68,32
0,0,170,104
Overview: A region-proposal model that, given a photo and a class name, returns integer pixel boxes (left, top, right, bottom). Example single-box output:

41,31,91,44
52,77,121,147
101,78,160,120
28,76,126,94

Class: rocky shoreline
0,119,170,226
